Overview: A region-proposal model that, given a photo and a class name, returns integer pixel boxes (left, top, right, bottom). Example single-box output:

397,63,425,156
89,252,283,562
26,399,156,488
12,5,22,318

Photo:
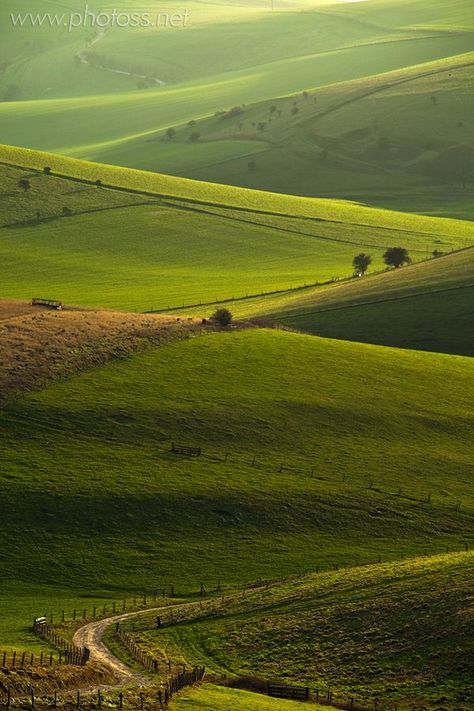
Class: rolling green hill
169,685,331,711
1,0,472,222
150,52,474,219
179,247,474,356
1,329,473,649
141,552,474,710
2,144,473,311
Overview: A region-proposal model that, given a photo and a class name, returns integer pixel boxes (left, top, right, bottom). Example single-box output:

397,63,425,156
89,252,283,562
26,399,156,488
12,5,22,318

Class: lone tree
166,127,176,140
383,246,411,269
189,132,200,143
19,178,30,191
352,253,372,276
212,308,233,327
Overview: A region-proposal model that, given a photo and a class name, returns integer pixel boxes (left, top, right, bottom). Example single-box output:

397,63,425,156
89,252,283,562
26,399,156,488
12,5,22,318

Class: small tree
166,127,176,140
19,178,30,191
212,308,232,327
43,166,52,175
189,132,200,143
383,247,411,269
352,253,372,276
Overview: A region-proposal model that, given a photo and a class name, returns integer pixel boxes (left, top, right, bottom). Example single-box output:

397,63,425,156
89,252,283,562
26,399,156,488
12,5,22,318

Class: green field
0,2,473,706
1,145,473,311
177,247,474,356
117,52,474,219
140,553,474,709
1,329,473,650
169,685,331,711
1,0,473,216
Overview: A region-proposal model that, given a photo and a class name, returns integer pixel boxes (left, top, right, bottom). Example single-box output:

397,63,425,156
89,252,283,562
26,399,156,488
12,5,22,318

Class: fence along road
72,608,167,685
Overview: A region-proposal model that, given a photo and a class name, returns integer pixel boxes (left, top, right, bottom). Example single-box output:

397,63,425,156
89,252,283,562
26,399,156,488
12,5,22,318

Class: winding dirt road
72,608,164,686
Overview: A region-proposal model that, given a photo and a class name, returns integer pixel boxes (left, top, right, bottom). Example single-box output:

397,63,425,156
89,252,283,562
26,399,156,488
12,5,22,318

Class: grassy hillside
169,685,331,711
142,553,474,710
154,53,474,219
2,145,472,311
179,248,474,356
1,329,473,648
0,301,205,404
0,0,472,171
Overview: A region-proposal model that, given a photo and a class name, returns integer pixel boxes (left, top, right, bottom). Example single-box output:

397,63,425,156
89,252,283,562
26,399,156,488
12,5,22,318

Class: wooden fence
0,671,205,710
31,298,62,310
33,622,89,666
0,649,62,670
158,666,206,707
268,682,309,701
116,630,160,673
156,440,467,515
171,442,201,457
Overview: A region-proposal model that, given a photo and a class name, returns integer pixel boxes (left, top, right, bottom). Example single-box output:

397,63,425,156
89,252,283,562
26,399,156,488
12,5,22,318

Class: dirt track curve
72,608,164,686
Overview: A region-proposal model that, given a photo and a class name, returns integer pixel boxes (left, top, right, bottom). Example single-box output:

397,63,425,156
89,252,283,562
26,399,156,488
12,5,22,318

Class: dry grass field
0,301,205,404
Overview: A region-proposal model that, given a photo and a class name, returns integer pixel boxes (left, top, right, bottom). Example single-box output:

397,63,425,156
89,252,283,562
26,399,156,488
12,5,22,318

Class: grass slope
0,301,204,404
0,0,472,168
180,247,474,356
1,329,473,648
157,53,474,219
1,145,473,312
169,685,331,711
144,553,474,710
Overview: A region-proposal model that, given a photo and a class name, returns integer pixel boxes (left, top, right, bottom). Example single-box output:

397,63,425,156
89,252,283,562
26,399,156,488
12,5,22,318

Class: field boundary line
1,158,471,241
275,281,474,320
